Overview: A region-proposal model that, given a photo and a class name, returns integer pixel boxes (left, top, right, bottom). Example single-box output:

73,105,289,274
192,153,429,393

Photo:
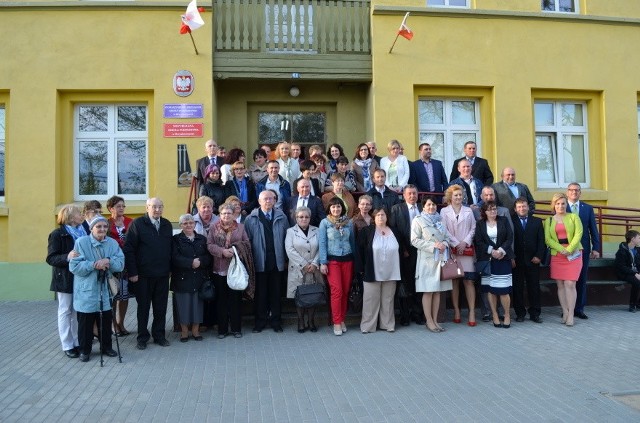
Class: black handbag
295,271,326,308
198,278,215,301
396,281,410,298
348,273,364,313
475,260,491,277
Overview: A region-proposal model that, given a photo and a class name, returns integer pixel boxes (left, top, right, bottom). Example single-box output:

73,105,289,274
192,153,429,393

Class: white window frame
0,105,5,201
541,0,578,14
534,101,589,189
74,104,148,201
427,0,469,8
417,98,481,174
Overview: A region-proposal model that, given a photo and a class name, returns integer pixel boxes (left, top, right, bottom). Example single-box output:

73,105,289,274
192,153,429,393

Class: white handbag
227,246,249,290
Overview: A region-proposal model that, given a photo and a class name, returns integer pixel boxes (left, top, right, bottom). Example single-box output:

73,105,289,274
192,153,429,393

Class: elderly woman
276,142,301,187
356,208,401,333
224,195,246,223
440,184,477,326
199,164,225,214
171,214,212,342
285,206,322,333
544,193,583,327
474,201,514,328
248,148,269,184
47,204,85,358
325,156,357,192
352,143,379,192
69,216,125,362
207,203,252,339
220,148,246,184
351,194,373,236
319,197,356,336
322,173,357,219
411,196,453,333
224,161,258,216
105,196,133,336
193,195,219,237
379,139,410,194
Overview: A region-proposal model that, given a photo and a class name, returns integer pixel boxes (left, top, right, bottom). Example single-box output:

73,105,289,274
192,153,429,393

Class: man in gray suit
492,167,535,216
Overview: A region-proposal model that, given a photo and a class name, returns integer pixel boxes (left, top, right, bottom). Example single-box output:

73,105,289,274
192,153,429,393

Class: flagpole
389,12,410,54
188,32,199,55
388,33,401,54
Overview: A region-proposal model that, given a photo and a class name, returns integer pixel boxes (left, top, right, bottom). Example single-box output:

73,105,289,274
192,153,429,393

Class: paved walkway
0,300,639,422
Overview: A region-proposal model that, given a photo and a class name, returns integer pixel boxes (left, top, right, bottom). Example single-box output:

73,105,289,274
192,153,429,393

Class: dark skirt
174,292,203,324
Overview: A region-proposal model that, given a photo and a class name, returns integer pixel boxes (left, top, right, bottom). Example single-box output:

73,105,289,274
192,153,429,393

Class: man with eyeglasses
123,198,173,350
196,139,219,188
244,190,288,333
566,182,600,320
366,141,383,166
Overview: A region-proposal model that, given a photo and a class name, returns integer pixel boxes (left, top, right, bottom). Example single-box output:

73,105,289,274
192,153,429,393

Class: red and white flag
397,12,413,40
180,0,205,34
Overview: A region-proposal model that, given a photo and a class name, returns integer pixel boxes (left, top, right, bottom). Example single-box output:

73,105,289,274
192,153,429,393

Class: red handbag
461,245,475,256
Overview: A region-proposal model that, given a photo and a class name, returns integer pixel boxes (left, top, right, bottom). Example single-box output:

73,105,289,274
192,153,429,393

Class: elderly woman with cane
69,215,124,363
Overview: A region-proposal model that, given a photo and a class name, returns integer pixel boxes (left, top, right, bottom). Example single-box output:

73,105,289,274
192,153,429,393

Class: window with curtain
74,104,148,200
534,101,588,188
418,98,481,174
541,0,577,13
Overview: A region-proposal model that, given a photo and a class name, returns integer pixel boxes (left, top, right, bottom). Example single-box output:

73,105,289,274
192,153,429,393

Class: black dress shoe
136,341,147,350
273,325,283,333
481,315,491,322
575,311,589,319
79,353,90,362
154,339,170,347
515,316,525,323
530,316,543,323
629,306,637,313
252,326,263,333
64,349,79,358
102,349,117,357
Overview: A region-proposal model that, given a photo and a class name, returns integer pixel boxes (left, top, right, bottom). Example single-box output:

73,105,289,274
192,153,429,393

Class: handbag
294,272,326,308
227,246,249,290
107,273,119,296
348,273,364,313
461,245,476,256
475,260,491,277
198,278,215,301
396,281,410,299
440,256,464,281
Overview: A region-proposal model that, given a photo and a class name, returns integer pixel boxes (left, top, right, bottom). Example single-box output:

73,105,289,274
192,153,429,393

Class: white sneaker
333,324,343,336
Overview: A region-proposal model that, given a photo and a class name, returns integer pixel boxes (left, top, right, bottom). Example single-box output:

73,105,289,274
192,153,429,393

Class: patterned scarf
212,219,238,248
327,215,350,236
354,158,373,191
65,225,86,240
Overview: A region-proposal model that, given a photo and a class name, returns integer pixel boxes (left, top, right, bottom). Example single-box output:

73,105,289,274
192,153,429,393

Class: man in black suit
287,178,326,227
196,139,220,187
366,141,383,166
511,197,545,323
449,141,494,185
367,168,399,213
408,143,448,199
492,167,535,216
389,184,424,325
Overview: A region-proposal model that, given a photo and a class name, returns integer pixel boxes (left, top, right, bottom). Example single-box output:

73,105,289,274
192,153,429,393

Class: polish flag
180,0,205,34
397,12,413,40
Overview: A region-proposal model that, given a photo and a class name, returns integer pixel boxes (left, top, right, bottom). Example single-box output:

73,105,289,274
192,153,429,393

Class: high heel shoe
453,318,462,324
297,318,306,334
467,321,477,327
493,320,502,328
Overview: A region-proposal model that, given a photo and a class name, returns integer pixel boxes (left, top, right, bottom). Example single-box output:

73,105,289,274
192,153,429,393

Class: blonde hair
550,192,568,211
443,185,463,205
387,139,402,152
196,196,214,208
57,204,83,225
275,142,290,159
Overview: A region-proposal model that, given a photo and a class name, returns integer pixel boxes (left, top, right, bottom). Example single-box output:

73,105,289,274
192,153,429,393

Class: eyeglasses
296,215,310,219
149,205,164,210
487,208,498,212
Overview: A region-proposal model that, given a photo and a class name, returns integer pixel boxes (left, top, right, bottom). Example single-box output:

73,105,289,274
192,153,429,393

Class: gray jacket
244,208,288,272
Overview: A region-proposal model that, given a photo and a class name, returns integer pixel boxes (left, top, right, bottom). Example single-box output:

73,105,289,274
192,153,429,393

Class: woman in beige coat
411,196,453,333
285,206,322,333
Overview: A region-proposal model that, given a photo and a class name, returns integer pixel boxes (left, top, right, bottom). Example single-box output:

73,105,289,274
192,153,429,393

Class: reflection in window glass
79,106,108,132
561,103,583,126
78,140,108,195
117,140,147,194
562,134,585,182
453,133,476,158
118,106,147,132
542,0,576,13
535,134,557,184
258,112,326,145
418,100,444,125
534,103,554,126
452,101,476,125
419,132,444,162
427,0,468,7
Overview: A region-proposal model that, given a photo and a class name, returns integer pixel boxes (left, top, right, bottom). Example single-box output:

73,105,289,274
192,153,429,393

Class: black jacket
46,226,75,293
223,177,258,215
474,216,514,261
615,242,640,282
199,180,226,214
356,225,402,283
170,233,212,293
123,214,173,278
367,186,399,214
511,215,545,266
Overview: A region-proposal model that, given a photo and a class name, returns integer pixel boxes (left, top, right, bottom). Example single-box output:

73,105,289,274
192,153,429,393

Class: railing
214,0,370,54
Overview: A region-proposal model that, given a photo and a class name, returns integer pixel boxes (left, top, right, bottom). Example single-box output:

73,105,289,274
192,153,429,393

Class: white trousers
57,292,79,350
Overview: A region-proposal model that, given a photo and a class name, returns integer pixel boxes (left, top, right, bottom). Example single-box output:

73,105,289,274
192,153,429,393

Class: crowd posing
47,139,639,362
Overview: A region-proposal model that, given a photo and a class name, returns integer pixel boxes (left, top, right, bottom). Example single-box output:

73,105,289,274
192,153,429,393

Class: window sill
533,189,608,202
0,203,7,216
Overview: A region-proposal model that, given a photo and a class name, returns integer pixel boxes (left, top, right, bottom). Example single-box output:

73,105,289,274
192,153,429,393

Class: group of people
49,137,638,361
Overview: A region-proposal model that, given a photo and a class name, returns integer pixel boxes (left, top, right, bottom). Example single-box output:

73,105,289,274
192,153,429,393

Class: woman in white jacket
379,139,410,194
411,196,453,333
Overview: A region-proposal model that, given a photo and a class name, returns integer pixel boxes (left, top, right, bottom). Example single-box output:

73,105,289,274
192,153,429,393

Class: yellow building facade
1,0,640,298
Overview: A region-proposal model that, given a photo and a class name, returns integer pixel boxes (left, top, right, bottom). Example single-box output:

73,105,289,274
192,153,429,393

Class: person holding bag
411,196,453,333
207,204,252,339
285,206,322,333
474,201,515,328
171,214,212,342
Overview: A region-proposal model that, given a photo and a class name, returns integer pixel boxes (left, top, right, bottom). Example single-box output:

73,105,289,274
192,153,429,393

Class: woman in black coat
199,164,226,214
171,214,213,342
223,161,258,217
46,204,86,358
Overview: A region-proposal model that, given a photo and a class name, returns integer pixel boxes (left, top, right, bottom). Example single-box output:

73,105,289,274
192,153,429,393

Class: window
534,101,588,188
0,105,4,199
418,99,481,173
541,0,577,13
74,104,148,201
258,112,326,147
427,0,469,7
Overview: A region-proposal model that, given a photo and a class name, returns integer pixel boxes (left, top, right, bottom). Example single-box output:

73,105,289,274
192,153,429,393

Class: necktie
210,157,216,165
301,197,307,207
154,219,160,232
571,204,578,214
521,218,527,229
265,212,271,221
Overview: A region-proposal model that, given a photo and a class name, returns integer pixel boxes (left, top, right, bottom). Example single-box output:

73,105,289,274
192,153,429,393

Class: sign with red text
163,123,203,138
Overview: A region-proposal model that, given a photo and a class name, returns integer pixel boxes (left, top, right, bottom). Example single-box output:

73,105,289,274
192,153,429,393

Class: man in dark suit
567,182,601,319
366,141,383,166
408,143,448,199
512,197,545,323
287,178,326,227
389,184,424,325
196,139,220,187
492,167,535,216
448,159,482,206
367,168,399,213
449,141,494,185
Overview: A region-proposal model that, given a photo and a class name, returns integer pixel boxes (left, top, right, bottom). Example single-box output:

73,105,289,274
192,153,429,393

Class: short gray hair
178,214,195,224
